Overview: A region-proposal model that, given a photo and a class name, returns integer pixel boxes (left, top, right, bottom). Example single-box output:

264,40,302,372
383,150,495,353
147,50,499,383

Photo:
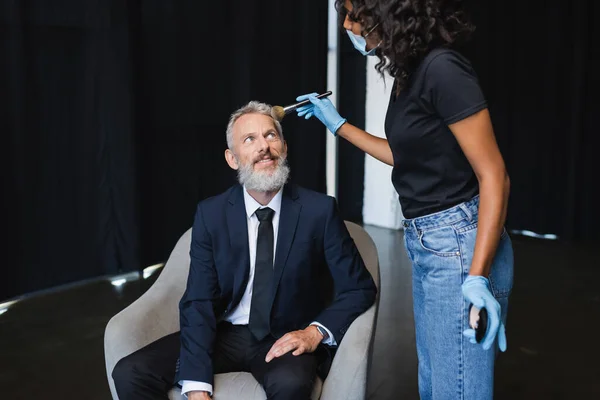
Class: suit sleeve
313,197,377,345
178,203,220,385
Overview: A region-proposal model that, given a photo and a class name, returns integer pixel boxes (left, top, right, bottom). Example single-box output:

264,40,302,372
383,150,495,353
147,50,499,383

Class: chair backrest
151,227,193,301
343,221,380,289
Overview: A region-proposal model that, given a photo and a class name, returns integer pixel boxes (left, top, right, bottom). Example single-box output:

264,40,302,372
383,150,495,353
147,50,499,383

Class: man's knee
265,366,314,399
112,355,134,390
112,353,150,394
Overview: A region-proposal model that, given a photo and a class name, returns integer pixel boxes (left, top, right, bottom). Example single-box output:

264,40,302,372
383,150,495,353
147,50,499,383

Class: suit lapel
271,184,301,302
226,185,250,306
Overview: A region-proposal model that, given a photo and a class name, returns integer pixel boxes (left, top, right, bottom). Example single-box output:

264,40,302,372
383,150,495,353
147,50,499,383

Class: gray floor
0,225,599,399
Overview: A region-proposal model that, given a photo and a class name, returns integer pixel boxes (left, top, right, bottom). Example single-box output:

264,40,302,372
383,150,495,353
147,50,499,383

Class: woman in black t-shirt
296,1,514,399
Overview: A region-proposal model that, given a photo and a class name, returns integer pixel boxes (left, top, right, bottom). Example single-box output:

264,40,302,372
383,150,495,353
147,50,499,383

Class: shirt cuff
310,321,337,346
180,380,213,397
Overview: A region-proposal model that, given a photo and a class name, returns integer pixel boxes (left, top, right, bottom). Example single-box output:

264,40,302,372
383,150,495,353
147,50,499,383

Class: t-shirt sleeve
421,51,487,125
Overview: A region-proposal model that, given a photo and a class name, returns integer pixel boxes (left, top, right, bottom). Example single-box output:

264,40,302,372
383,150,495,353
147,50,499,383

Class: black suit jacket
177,183,377,385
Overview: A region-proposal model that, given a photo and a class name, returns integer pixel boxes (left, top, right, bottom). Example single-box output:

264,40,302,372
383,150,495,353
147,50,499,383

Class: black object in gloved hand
469,304,488,343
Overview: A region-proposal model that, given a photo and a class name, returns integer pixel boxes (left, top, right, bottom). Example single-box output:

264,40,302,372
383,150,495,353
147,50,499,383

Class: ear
225,148,239,170
283,140,288,155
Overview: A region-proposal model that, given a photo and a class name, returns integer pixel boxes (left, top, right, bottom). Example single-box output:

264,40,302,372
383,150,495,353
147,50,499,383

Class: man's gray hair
226,101,283,150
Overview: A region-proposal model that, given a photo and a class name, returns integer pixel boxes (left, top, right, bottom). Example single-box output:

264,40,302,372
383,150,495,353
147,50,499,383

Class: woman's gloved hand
295,93,347,135
461,275,507,352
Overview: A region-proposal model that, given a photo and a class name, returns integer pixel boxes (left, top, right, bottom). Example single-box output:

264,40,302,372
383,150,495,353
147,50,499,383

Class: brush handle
283,91,332,114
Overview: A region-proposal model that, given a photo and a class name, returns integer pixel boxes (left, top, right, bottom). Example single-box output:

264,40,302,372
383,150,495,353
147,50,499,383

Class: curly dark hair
336,0,475,92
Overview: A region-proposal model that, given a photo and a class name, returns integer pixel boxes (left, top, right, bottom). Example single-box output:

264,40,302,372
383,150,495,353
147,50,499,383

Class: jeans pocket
418,225,460,257
488,233,514,298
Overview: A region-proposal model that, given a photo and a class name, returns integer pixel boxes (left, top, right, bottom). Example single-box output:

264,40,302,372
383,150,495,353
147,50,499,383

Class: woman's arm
294,93,394,166
449,108,510,277
337,122,394,166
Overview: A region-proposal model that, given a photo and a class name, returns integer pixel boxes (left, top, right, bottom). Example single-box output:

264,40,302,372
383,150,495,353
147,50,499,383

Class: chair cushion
168,372,323,400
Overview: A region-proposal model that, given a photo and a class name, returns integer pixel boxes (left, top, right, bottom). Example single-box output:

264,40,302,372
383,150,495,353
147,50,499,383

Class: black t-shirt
385,48,487,219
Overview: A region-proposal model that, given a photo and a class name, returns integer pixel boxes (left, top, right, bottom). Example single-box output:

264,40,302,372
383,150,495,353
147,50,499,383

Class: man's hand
265,326,323,363
187,391,211,400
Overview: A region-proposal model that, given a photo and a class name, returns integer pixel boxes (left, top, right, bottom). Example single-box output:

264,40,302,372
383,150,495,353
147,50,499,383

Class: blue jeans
402,195,514,400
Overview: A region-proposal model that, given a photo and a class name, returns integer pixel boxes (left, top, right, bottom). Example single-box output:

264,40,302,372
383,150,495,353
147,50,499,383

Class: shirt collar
243,185,283,219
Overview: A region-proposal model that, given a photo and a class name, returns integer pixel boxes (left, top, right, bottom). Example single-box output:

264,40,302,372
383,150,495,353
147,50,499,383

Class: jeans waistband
402,195,480,231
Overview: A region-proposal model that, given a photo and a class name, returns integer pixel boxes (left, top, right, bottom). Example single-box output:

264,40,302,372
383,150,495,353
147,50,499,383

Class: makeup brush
271,91,333,121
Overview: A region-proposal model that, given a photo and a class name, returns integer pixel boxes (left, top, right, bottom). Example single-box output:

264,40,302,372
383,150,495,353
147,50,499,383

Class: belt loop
411,220,419,232
458,203,472,221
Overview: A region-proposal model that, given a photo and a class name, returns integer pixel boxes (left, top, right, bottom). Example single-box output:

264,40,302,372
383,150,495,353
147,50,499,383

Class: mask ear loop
363,23,382,50
363,22,380,38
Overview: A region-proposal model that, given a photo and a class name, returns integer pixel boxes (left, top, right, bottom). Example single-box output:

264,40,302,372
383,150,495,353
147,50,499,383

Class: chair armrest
104,279,182,367
104,229,193,399
104,273,184,398
320,303,377,400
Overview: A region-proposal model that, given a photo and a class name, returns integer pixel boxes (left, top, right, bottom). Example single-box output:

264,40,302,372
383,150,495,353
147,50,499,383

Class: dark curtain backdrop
463,0,599,242
337,31,366,224
0,0,328,301
336,1,598,242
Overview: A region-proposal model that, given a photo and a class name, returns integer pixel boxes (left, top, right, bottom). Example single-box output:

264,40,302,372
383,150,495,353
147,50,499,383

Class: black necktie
248,207,275,341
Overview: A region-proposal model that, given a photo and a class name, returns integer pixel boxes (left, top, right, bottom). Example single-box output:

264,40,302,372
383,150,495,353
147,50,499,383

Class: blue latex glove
461,275,507,352
295,93,347,135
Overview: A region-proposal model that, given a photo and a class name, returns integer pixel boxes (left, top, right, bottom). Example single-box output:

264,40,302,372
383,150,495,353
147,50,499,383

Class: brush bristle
271,106,286,121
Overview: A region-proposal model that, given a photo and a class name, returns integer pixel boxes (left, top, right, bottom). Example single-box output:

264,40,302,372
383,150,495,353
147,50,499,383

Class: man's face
225,113,289,192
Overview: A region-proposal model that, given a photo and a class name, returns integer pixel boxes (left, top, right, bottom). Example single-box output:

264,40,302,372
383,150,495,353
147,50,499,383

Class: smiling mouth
254,155,277,165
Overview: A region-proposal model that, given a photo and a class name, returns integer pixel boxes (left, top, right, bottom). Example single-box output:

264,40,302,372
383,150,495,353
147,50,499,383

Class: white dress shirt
181,186,334,397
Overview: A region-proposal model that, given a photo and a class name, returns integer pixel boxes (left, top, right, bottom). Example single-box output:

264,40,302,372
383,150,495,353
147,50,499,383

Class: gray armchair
104,221,380,400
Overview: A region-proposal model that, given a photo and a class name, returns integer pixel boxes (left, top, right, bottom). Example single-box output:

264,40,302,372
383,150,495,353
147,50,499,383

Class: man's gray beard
237,155,290,192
